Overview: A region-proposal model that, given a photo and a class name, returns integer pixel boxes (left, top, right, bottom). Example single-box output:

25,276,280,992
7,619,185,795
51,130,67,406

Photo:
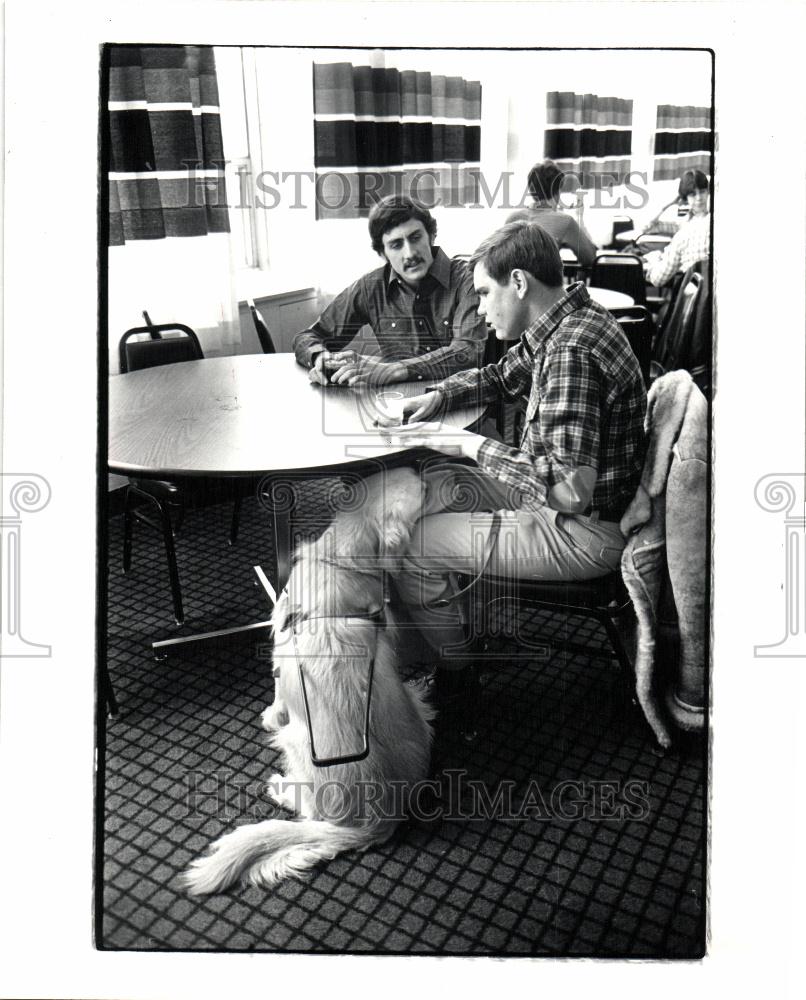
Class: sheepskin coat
619,370,708,748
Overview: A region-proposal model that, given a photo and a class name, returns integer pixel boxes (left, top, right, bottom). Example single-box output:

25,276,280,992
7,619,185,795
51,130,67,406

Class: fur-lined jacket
619,370,708,749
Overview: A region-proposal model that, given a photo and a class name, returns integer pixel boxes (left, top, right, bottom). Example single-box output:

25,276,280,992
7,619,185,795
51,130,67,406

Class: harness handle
425,510,503,609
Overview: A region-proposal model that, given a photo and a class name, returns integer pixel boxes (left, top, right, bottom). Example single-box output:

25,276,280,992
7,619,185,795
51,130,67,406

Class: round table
614,230,673,252
109,353,482,478
587,286,635,310
109,353,483,653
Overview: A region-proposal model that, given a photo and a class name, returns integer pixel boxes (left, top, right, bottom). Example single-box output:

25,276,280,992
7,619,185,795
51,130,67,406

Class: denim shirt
293,248,487,381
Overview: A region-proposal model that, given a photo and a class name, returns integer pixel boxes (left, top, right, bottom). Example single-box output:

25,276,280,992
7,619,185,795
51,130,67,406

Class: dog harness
272,513,501,768
277,572,389,768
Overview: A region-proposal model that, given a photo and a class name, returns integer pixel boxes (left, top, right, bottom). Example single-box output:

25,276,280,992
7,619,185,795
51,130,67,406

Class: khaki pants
393,462,626,660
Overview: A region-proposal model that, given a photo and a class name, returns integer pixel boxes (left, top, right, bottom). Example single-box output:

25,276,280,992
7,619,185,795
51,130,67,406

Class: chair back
591,251,647,305
608,215,634,249
247,298,277,354
652,262,710,388
610,305,654,387
119,322,203,373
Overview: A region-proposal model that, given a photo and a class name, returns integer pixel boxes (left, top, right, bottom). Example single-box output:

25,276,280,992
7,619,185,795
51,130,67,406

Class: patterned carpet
99,482,706,955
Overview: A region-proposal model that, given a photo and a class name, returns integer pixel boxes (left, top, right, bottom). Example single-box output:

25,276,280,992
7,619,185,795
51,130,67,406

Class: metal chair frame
246,298,277,354
590,251,647,306
118,319,204,626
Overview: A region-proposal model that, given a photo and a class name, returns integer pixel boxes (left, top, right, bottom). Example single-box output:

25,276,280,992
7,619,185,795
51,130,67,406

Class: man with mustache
294,195,487,386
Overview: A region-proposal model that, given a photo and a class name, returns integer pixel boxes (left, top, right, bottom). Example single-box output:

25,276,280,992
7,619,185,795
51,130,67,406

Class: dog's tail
181,819,391,895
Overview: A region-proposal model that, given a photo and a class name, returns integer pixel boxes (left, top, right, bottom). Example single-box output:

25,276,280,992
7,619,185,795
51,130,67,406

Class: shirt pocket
376,316,416,357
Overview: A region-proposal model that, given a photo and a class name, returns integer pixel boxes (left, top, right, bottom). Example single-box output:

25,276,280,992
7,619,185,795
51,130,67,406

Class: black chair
481,323,512,440
445,570,642,743
247,297,277,354
225,301,278,544
119,321,205,625
119,320,203,374
610,305,655,387
590,251,647,306
651,261,711,396
607,215,635,250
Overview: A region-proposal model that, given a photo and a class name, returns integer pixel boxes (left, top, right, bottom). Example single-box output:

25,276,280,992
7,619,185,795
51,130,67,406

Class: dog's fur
181,468,434,894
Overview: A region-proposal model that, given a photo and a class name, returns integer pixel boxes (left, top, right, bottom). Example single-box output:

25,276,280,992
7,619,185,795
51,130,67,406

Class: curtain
652,105,713,181
107,45,230,244
313,62,482,219
105,45,240,371
544,92,632,189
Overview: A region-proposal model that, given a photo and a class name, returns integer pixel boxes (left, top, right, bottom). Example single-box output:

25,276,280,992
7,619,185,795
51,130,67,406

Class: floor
99,483,706,956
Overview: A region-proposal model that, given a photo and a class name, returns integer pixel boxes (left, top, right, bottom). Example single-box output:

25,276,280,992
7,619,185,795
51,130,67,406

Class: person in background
379,221,646,689
645,170,711,287
506,158,598,268
293,195,487,387
641,168,711,238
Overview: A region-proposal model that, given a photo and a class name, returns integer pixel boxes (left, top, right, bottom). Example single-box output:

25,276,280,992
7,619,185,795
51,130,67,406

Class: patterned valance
313,62,482,219
652,105,713,181
107,45,229,246
544,92,633,189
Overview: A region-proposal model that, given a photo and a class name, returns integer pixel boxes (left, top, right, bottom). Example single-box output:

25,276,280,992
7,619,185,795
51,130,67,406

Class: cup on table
372,390,408,425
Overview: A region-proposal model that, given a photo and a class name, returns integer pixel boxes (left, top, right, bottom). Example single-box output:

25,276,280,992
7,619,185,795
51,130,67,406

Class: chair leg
122,487,134,573
157,499,185,626
602,613,634,685
602,611,668,750
230,495,242,546
101,662,119,718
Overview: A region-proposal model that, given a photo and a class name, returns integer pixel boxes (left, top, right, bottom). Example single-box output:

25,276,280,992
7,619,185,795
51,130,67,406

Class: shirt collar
521,281,591,351
385,246,451,292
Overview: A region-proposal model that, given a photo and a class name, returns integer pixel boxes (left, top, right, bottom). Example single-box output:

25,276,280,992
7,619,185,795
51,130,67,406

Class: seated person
645,170,711,287
380,221,646,669
294,195,487,387
505,158,597,267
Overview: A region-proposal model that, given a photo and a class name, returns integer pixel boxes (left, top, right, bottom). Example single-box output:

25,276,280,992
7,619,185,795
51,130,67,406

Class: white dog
182,468,435,894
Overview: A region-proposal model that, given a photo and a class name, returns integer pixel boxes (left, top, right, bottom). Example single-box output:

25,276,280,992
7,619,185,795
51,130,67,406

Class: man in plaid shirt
381,221,646,671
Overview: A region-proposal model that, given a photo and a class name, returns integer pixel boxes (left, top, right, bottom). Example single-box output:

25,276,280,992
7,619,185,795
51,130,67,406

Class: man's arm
293,278,370,369
563,216,598,269
401,263,488,382
472,344,601,511
647,228,684,288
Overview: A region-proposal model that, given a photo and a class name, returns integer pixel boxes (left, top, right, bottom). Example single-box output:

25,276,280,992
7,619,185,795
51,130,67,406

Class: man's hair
469,220,564,289
678,169,710,200
526,159,565,203
367,195,437,255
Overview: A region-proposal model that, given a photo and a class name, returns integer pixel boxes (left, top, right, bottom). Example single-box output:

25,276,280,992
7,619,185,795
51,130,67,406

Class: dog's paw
265,773,298,813
261,701,289,732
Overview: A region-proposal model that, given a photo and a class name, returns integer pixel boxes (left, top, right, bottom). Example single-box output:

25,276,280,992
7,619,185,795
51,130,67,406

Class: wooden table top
108,353,483,477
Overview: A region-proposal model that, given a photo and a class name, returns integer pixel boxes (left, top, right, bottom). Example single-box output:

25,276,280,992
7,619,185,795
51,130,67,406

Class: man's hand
332,356,408,387
378,421,485,462
308,350,360,386
373,389,445,427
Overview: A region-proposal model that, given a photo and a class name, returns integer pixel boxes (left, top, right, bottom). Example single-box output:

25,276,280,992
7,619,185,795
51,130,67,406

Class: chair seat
457,569,627,608
129,478,183,501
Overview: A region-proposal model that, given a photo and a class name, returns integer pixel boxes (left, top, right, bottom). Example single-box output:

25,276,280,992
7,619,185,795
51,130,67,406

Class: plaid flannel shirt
435,282,646,519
